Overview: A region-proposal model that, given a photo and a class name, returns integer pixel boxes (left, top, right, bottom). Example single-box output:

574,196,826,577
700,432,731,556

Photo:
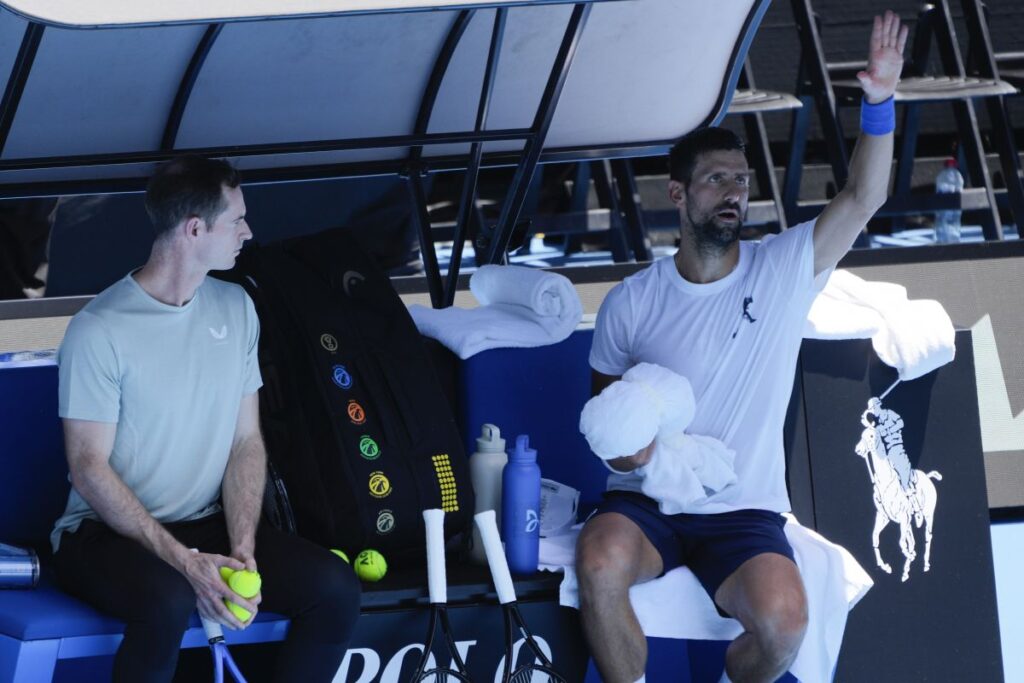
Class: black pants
54,513,361,683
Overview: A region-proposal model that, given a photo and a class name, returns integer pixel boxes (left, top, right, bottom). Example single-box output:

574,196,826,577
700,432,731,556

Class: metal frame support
406,10,475,308
610,159,651,260
161,23,224,150
736,58,787,233
444,8,507,307
0,22,44,156
483,2,591,264
931,0,1002,239
960,0,1024,233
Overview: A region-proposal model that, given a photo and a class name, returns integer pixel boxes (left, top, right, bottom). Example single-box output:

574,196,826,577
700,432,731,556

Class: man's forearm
222,433,266,559
844,126,894,215
71,458,191,572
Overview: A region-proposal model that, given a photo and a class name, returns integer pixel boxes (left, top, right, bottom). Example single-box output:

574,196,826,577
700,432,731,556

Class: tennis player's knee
576,534,637,595
315,562,362,636
752,593,807,665
145,578,196,634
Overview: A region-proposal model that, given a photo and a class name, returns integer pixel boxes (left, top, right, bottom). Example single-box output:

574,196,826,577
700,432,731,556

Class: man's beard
686,202,743,256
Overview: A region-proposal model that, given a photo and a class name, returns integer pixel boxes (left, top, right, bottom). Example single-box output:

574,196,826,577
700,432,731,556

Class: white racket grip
423,508,447,604
188,548,225,641
200,614,224,641
474,510,517,605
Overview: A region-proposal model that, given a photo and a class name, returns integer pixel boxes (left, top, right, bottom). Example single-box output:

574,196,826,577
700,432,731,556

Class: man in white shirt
576,11,908,683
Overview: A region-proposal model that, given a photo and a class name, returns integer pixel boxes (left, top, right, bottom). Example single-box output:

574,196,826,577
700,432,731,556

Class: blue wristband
861,96,895,136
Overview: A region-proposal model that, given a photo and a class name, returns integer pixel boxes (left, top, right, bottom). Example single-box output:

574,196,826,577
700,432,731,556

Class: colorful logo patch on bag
359,435,380,460
320,334,338,353
375,509,395,535
331,365,353,390
368,471,391,498
347,400,366,425
431,453,458,512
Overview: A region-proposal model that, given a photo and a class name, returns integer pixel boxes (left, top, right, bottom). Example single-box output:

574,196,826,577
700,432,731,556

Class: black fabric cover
218,227,472,564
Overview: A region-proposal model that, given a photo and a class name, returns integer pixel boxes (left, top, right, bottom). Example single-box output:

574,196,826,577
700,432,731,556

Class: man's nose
240,221,253,241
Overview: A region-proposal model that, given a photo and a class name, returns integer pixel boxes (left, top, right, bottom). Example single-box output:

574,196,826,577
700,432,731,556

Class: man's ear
668,179,687,209
183,216,204,239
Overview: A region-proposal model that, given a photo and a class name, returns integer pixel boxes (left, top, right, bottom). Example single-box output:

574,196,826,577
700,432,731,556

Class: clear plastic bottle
934,158,964,243
468,424,507,565
501,434,541,575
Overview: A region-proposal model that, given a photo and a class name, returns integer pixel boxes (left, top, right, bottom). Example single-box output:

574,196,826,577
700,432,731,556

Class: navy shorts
593,491,794,614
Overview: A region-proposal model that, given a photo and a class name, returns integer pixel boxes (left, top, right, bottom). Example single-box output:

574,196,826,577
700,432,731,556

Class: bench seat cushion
0,575,285,641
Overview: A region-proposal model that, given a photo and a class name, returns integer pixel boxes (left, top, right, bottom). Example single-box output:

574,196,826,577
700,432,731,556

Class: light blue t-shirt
51,273,262,552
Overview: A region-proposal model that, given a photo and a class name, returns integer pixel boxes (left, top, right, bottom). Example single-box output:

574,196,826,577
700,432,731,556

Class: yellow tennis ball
219,566,235,583
330,549,350,563
225,570,261,623
354,549,387,582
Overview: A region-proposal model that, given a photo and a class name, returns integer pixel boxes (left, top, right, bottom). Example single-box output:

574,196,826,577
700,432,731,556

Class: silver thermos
0,542,39,588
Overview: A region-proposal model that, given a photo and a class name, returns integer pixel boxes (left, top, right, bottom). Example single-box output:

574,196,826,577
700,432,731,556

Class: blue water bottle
501,434,541,575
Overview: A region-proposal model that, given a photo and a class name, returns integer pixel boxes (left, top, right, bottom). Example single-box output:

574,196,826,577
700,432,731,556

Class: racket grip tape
188,548,226,641
474,510,517,605
423,508,448,604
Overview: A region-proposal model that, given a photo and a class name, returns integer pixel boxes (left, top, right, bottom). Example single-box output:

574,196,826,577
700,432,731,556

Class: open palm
858,10,909,104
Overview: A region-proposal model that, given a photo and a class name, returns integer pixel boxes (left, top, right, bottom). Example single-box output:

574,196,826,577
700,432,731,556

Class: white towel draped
408,265,583,359
804,269,956,381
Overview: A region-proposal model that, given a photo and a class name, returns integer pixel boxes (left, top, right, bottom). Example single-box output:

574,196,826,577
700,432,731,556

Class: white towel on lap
408,265,583,359
542,516,873,683
804,270,955,381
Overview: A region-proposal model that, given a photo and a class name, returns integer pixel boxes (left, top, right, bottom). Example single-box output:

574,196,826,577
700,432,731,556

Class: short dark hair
668,127,746,185
144,155,240,237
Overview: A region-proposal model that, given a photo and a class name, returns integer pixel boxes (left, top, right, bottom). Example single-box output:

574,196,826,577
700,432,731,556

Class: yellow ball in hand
224,569,261,623
354,549,387,582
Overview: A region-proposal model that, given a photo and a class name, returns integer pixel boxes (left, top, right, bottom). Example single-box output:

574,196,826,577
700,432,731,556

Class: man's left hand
857,10,909,104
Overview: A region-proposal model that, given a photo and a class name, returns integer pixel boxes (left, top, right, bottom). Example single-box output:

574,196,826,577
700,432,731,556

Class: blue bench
0,357,293,682
1,329,791,682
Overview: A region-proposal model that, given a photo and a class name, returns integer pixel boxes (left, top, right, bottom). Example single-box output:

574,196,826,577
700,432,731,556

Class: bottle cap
944,158,957,168
510,434,537,463
477,423,506,453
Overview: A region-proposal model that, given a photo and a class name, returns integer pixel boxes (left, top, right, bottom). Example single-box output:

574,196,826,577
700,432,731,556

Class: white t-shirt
51,273,263,552
589,220,828,514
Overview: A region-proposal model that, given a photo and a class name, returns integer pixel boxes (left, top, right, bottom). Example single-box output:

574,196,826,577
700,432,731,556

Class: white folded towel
804,269,955,381
408,265,583,359
542,515,873,683
579,363,737,514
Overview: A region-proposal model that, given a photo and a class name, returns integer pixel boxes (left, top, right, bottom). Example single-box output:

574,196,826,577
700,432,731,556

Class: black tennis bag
220,227,472,563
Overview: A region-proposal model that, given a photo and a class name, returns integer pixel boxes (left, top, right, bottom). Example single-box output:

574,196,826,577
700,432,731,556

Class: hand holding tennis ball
220,567,262,623
354,549,387,582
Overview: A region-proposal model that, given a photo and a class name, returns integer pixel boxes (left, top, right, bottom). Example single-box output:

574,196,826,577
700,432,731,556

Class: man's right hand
607,441,656,473
183,550,257,629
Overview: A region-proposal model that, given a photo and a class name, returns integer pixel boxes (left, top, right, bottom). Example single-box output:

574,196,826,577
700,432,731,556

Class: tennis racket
474,510,567,683
199,615,249,683
409,508,473,682
189,549,248,683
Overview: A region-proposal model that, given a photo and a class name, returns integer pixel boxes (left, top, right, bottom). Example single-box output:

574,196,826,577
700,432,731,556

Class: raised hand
857,10,909,104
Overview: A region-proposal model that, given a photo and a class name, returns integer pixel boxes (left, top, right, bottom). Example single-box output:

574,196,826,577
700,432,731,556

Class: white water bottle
934,158,964,243
468,423,507,565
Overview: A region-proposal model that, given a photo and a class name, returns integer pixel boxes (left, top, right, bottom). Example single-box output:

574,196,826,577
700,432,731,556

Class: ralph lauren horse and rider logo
854,390,942,583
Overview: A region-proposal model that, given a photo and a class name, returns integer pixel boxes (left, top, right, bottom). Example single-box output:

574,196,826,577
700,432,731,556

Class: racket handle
474,510,517,605
423,508,447,604
189,548,226,642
